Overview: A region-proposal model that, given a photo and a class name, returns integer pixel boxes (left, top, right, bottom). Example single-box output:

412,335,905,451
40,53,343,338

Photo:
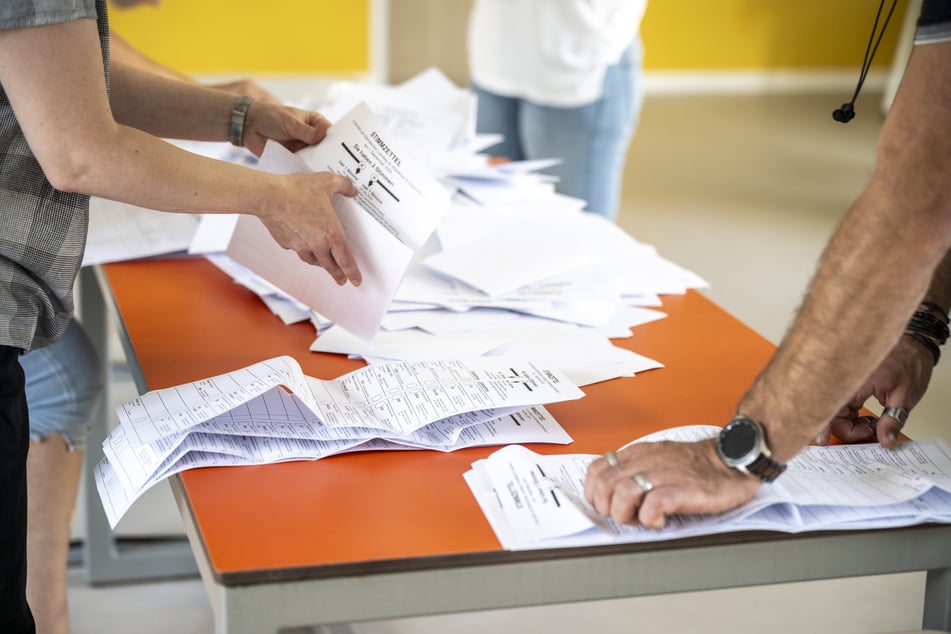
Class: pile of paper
81,69,708,388
213,69,705,387
95,355,584,528
464,425,951,550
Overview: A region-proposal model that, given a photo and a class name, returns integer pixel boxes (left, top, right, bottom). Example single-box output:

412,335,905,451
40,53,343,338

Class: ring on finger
632,472,653,494
882,406,910,429
604,451,619,468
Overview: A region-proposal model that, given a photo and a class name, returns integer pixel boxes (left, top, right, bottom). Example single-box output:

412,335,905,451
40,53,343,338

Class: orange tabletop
99,257,951,634
103,256,775,582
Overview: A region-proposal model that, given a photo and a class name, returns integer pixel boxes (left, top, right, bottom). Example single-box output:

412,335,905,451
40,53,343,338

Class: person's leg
519,39,644,220
25,438,83,634
0,345,35,634
22,319,103,634
470,82,526,162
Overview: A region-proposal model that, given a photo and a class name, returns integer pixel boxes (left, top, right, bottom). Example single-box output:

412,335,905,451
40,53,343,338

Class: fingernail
815,435,824,445
887,431,897,444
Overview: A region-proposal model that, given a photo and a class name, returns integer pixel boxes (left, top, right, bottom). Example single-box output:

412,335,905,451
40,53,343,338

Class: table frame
172,486,951,634
78,266,198,584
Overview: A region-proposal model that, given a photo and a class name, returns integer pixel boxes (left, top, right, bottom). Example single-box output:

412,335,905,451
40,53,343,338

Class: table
91,256,951,634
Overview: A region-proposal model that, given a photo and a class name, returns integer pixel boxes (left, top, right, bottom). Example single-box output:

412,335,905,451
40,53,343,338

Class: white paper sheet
226,103,451,341
466,427,951,550
96,355,584,528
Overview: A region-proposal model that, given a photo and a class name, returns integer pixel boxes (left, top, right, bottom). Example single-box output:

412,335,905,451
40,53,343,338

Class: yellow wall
640,0,909,70
109,0,910,76
107,0,369,75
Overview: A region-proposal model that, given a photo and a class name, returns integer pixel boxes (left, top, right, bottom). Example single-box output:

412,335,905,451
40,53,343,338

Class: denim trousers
471,38,644,220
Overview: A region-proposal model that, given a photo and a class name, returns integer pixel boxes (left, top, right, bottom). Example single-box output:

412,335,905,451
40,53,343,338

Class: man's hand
583,438,762,529
820,335,933,448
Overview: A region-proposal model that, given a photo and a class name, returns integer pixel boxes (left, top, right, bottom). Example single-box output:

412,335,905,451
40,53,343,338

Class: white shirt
468,0,647,107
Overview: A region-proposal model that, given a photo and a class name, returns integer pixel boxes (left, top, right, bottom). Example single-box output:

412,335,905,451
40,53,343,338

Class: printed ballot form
95,356,583,529
226,103,451,341
465,425,951,549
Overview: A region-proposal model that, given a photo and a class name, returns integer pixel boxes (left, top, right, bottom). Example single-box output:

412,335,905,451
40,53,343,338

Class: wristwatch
716,415,786,482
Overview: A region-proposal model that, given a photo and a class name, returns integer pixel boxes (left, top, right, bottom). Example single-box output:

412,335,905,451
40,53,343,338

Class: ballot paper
95,356,584,529
226,102,452,341
464,425,951,550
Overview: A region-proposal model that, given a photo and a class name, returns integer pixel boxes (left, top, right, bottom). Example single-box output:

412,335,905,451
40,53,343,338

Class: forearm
66,122,282,216
739,42,951,462
740,188,947,460
109,60,240,141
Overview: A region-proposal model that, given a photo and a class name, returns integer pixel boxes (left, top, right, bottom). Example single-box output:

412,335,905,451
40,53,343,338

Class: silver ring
632,473,653,494
604,451,619,468
882,406,910,429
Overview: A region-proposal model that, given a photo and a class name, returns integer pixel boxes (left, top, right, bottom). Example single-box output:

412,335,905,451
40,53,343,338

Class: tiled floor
65,90,947,634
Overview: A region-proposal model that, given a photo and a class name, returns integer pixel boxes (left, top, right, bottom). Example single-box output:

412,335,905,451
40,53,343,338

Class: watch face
720,419,760,461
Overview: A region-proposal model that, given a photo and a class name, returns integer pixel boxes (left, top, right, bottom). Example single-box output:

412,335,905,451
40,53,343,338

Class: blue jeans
471,38,643,220
21,318,103,452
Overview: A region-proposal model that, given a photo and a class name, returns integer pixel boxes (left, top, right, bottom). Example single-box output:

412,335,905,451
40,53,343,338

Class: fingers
877,405,909,448
584,439,764,531
329,243,361,287
586,459,655,526
829,415,877,444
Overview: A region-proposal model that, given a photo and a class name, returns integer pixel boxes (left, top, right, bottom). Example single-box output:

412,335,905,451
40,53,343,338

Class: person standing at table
584,0,951,528
467,0,647,220
19,16,288,634
0,2,362,632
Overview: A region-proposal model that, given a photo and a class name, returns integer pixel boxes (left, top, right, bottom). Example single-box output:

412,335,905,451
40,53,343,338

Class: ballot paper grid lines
95,356,583,529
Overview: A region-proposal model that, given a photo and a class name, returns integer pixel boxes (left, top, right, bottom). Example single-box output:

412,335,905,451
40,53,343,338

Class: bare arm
0,17,360,285
741,40,951,461
584,40,951,528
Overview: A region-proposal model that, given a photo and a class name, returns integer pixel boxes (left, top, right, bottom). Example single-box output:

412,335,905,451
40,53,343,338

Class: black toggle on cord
833,0,899,123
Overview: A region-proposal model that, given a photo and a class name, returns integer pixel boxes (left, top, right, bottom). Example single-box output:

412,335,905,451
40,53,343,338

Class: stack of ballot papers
211,72,705,385
465,425,951,550
81,68,707,388
95,355,584,529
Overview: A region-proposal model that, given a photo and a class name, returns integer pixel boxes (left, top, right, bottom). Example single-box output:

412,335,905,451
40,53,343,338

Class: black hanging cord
833,0,899,123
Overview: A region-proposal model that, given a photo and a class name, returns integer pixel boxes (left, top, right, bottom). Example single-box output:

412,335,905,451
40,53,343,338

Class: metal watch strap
228,95,253,147
746,452,786,483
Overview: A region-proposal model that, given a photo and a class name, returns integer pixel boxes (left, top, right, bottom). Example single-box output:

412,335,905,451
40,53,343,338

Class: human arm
583,39,951,528
0,17,360,285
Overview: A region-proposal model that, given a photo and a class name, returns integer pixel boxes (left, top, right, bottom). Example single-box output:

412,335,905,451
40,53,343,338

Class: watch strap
229,95,254,147
745,452,786,483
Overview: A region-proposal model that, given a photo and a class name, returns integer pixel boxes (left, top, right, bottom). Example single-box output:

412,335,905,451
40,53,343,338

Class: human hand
259,171,362,286
583,438,761,529
819,335,933,449
241,102,333,157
